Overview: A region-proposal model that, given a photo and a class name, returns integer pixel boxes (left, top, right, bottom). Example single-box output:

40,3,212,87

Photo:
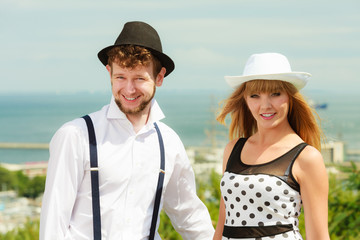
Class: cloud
0,0,359,93
173,47,235,66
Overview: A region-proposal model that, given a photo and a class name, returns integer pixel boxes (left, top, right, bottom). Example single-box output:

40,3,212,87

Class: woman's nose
260,96,271,109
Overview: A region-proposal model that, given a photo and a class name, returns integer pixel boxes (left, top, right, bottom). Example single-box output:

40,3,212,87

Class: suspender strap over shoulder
82,115,102,240
149,122,166,240
82,115,165,240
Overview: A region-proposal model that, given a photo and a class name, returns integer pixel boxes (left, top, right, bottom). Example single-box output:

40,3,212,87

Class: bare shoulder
222,138,239,172
297,145,324,168
224,139,238,156
293,145,326,182
294,145,330,239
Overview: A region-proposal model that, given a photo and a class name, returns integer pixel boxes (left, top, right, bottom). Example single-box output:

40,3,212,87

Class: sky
1,0,360,95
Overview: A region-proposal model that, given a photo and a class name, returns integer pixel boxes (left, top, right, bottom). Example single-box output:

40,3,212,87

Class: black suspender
82,115,102,240
82,115,165,240
149,122,165,240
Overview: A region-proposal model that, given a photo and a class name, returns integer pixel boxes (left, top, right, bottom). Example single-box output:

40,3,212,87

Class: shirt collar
107,96,165,124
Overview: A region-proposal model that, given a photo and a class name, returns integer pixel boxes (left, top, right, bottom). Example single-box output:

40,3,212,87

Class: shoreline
1,142,360,178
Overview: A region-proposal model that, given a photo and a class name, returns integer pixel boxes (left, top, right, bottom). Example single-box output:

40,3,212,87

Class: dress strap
225,138,247,172
284,142,308,178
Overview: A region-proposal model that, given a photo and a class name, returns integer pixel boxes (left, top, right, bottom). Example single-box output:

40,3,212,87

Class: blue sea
0,90,359,164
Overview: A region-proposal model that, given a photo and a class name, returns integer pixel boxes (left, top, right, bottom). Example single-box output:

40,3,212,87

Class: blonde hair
217,80,323,150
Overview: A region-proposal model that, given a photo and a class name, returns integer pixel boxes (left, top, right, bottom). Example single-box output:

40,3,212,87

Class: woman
213,53,330,240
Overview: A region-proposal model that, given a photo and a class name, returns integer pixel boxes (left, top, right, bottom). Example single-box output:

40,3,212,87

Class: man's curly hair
107,45,162,78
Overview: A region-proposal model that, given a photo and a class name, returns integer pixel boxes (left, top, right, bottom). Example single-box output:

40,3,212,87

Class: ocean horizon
0,89,359,164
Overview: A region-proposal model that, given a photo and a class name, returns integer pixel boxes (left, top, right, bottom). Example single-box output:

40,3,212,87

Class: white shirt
40,97,214,240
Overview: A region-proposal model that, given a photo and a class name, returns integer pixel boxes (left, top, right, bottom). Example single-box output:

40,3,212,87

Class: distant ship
308,99,328,110
314,103,328,109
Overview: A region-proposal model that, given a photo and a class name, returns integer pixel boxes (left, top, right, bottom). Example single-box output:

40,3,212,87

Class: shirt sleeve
162,143,215,240
40,121,87,240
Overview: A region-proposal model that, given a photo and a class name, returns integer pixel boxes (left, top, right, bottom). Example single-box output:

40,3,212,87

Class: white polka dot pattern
220,172,303,240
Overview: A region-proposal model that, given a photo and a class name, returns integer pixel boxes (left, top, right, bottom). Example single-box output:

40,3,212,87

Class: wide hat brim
225,72,312,90
97,21,175,77
98,45,174,77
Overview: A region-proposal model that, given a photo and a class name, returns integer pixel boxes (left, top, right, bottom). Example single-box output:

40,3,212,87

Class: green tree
0,219,39,240
14,170,30,197
327,163,360,239
158,211,182,240
346,162,360,190
3,163,360,239
19,175,46,199
0,167,17,191
159,169,221,239
197,169,222,226
1,170,46,199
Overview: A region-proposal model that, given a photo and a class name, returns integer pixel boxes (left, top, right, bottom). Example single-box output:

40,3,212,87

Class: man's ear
155,67,166,87
106,65,112,77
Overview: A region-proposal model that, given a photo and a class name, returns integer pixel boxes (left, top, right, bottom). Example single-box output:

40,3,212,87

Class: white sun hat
225,53,311,90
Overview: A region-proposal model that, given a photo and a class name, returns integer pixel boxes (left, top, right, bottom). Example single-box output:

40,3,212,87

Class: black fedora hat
98,21,175,77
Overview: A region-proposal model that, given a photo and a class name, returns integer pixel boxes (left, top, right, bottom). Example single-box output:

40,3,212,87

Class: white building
321,141,345,163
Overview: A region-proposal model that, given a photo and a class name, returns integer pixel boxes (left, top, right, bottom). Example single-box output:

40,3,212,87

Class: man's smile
123,95,140,101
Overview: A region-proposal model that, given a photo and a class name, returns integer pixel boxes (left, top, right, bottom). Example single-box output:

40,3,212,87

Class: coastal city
2,0,360,238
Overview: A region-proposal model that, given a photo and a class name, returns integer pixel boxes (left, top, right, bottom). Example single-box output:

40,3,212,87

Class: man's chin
118,104,141,115
120,107,142,115
115,99,150,115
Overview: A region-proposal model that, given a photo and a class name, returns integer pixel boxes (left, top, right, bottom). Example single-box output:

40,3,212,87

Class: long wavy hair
217,80,323,150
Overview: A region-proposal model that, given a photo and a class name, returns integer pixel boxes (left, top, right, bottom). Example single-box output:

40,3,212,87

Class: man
40,21,214,239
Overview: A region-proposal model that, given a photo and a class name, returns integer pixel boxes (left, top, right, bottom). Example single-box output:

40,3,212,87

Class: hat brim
224,72,311,90
98,45,175,77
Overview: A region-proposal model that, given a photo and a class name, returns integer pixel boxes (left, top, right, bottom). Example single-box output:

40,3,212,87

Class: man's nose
125,80,136,93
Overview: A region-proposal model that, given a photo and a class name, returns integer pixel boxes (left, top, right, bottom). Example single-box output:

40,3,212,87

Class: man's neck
126,106,151,133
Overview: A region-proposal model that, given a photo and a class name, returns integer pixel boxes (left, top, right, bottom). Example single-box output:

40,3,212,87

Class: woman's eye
272,92,281,96
250,94,259,98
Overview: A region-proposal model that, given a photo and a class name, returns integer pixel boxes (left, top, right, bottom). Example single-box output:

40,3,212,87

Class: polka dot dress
220,138,307,240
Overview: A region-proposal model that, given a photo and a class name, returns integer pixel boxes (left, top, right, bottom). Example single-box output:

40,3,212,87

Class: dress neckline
238,138,306,167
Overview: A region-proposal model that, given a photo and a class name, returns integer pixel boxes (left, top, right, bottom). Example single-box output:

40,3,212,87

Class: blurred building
1,162,47,178
321,141,345,163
